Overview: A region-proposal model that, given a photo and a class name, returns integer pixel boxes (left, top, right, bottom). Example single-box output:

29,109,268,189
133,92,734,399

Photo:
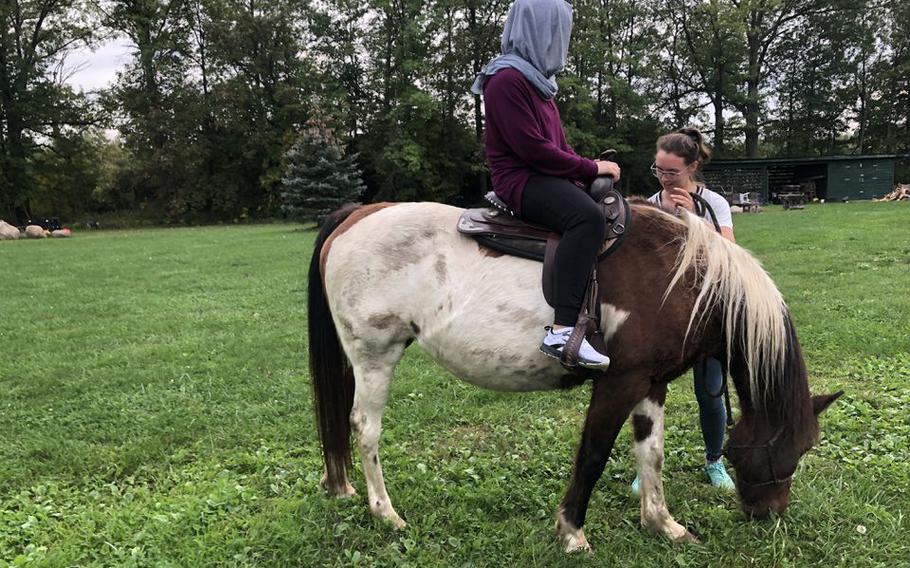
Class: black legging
521,175,605,326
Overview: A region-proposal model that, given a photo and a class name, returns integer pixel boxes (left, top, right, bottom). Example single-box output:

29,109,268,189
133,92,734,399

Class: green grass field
1,202,908,567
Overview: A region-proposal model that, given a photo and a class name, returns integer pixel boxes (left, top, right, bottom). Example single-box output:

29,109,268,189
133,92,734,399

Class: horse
307,199,841,553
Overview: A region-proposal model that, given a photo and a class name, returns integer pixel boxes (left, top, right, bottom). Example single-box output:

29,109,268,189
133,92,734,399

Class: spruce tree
280,120,365,222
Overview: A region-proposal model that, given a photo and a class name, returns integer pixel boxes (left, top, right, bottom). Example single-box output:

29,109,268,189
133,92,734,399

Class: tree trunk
857,56,866,154
713,65,725,155
467,3,486,200
744,29,761,157
0,47,26,214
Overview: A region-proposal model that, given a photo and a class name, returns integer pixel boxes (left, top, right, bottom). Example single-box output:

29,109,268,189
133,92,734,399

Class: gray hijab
471,0,573,100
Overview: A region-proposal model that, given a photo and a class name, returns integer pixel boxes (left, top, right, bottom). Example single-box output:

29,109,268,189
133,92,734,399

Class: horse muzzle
741,491,791,519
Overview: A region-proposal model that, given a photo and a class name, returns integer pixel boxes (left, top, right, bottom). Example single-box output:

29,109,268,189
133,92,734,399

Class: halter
723,427,793,488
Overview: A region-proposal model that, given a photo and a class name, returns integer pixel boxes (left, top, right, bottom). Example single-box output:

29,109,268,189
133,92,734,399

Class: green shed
702,155,907,202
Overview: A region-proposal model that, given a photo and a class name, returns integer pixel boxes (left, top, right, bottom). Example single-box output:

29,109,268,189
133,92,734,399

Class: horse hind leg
631,385,699,543
349,342,408,529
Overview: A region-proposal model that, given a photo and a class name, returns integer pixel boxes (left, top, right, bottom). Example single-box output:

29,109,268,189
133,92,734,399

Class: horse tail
308,204,360,490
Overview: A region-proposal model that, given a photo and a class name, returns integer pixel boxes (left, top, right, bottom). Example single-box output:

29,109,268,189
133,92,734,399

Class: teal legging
693,357,726,462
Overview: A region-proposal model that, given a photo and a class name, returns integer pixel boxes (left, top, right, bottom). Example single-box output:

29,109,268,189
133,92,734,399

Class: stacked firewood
876,184,910,201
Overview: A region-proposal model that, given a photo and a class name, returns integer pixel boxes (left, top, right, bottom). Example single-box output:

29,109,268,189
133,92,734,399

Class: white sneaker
539,327,611,369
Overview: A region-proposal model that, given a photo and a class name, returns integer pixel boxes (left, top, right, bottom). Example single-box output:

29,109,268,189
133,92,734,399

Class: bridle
723,427,793,488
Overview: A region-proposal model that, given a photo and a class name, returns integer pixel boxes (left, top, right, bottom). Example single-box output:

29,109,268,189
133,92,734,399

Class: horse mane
632,202,805,420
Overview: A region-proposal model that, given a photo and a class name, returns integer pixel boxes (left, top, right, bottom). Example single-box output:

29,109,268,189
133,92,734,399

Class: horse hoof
320,473,357,498
387,514,407,530
674,530,700,545
555,513,593,554
563,535,593,555
336,484,357,499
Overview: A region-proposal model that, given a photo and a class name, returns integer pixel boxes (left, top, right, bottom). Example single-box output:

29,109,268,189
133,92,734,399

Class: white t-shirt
647,186,733,229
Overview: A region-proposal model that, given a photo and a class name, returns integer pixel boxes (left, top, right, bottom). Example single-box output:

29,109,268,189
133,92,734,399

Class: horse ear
812,391,844,416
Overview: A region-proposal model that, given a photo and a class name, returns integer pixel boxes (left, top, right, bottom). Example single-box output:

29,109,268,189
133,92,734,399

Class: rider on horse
471,0,619,369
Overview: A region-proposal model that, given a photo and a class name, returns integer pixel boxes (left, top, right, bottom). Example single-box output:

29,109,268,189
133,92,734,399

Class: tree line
1,0,908,223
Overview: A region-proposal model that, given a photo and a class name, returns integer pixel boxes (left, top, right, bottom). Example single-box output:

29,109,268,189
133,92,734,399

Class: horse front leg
632,384,699,543
556,375,647,554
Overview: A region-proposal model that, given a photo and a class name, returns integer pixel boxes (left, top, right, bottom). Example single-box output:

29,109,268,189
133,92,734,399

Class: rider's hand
595,160,621,181
668,187,695,213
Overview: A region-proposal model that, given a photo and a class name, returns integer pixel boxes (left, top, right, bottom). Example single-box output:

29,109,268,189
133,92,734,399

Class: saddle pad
457,208,552,262
473,234,547,262
457,208,551,241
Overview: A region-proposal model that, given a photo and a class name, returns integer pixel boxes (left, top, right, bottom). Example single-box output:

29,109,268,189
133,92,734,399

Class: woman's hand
595,160,621,181
667,187,696,212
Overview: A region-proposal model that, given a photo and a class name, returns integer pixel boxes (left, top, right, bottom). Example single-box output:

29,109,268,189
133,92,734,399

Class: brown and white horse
307,200,841,553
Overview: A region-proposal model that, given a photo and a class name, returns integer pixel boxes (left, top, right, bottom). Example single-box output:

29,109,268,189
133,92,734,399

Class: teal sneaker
705,460,735,491
630,474,641,497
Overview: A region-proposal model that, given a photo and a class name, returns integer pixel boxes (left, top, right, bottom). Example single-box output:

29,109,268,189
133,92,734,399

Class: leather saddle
457,178,630,305
456,174,631,370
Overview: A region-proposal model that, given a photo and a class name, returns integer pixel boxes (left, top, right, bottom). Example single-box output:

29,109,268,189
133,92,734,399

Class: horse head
724,391,842,518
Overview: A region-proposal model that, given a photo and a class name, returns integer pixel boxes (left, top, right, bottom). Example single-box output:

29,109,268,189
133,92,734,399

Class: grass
0,202,908,567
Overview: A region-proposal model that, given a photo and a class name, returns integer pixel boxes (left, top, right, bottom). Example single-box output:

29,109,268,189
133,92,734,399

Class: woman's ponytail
657,126,712,169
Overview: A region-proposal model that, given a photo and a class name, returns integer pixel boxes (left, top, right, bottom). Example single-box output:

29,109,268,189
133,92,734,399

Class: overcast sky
64,37,132,91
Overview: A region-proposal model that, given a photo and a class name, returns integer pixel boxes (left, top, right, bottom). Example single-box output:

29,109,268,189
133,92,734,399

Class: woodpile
876,184,910,201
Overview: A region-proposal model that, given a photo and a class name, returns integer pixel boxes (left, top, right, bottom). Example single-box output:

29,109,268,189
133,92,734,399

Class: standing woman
471,0,620,368
633,127,736,492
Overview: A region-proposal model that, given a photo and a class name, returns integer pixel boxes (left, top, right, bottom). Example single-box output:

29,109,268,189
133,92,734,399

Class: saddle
457,175,631,370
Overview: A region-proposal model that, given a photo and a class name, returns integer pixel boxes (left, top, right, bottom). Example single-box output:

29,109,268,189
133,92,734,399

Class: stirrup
539,329,610,370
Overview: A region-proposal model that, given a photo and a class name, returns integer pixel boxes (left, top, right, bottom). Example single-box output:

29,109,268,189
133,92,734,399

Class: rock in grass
0,220,19,240
25,225,47,238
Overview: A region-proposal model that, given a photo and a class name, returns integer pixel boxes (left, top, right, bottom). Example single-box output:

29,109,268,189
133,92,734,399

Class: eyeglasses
650,163,686,179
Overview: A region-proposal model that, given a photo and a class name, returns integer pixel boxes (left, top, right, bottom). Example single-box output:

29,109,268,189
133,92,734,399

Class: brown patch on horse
632,414,654,442
384,234,425,271
648,384,668,406
320,202,396,276
629,201,685,234
477,243,505,258
367,314,401,330
496,303,540,327
434,255,447,283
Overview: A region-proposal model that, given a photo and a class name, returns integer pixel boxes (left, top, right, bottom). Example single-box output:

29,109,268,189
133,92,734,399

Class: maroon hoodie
482,68,599,214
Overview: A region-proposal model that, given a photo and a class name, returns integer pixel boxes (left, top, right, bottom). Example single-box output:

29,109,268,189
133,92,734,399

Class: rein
722,427,793,488
690,191,722,233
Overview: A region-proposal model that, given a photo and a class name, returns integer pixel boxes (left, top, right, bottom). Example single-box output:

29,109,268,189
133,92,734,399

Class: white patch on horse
325,202,572,392
417,244,568,390
320,203,579,527
631,397,698,543
556,509,592,554
599,303,630,343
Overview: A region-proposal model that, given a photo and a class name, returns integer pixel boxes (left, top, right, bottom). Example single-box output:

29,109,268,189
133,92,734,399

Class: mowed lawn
1,202,908,567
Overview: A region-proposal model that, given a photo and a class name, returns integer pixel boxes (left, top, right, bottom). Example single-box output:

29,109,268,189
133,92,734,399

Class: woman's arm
710,194,735,242
667,188,736,242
